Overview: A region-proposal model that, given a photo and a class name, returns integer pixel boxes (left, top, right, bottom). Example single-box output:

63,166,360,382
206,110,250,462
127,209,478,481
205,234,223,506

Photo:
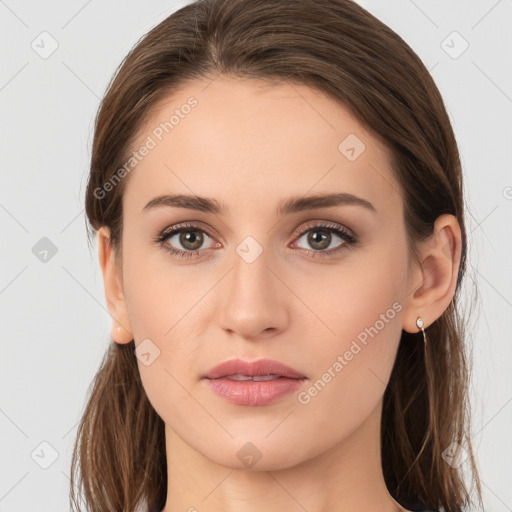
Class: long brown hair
72,0,482,510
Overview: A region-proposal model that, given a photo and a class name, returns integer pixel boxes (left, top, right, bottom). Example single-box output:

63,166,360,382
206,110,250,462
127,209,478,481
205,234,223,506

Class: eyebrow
142,192,377,216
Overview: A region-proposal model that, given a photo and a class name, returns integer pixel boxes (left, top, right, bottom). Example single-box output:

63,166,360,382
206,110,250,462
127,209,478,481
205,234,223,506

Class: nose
217,241,289,341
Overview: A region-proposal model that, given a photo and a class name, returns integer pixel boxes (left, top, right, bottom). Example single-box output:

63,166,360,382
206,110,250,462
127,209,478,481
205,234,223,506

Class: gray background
1,1,511,510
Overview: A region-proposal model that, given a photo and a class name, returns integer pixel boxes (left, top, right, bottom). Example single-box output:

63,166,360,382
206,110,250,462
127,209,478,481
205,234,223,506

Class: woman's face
115,76,417,469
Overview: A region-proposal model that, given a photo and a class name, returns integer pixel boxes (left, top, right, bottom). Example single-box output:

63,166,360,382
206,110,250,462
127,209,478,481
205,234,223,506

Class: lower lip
205,377,306,406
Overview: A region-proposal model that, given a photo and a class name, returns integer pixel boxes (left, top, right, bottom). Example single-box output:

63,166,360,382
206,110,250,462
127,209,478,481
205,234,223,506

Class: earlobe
112,324,134,344
97,226,134,344
401,214,462,333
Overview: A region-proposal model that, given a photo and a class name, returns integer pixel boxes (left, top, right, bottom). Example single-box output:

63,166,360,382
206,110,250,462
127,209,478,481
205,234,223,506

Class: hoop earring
416,316,427,351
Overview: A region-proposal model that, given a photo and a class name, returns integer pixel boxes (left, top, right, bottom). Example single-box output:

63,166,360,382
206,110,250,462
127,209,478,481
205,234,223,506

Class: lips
203,358,306,380
203,358,307,406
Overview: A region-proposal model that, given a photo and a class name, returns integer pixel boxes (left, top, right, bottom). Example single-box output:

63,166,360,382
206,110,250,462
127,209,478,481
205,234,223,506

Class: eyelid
291,220,355,240
158,220,354,241
157,221,218,242
155,220,357,258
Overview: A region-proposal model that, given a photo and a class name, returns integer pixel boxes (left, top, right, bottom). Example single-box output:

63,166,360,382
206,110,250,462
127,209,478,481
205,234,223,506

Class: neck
161,399,407,512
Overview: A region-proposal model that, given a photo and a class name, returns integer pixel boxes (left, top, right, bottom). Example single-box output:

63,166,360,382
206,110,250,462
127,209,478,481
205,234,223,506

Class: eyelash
153,221,358,260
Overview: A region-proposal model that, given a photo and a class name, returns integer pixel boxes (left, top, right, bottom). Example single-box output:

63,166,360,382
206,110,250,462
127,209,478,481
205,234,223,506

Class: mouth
213,373,291,381
203,357,307,380
202,358,307,406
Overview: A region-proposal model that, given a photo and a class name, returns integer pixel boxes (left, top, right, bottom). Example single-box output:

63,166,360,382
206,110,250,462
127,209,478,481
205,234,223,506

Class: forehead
123,76,399,218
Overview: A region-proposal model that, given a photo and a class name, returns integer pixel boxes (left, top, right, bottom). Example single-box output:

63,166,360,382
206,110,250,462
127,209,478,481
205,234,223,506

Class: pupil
181,230,203,250
309,230,330,250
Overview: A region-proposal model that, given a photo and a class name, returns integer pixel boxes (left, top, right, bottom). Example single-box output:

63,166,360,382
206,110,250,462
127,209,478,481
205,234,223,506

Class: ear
97,226,133,344
401,214,462,334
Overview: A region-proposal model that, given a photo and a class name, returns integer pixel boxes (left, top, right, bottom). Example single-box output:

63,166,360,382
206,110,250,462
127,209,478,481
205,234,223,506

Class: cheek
120,245,209,427
299,242,407,360
121,240,214,384
122,236,202,342
292,246,407,425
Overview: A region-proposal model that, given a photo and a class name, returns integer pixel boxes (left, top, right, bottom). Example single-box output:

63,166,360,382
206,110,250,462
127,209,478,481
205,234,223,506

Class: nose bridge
217,234,288,338
232,236,272,298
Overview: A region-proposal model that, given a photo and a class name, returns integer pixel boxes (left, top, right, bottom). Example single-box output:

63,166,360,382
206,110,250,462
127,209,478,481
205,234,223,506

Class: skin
98,76,461,512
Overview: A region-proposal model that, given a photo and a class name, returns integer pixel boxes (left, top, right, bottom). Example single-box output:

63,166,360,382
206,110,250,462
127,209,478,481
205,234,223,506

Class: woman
71,0,482,511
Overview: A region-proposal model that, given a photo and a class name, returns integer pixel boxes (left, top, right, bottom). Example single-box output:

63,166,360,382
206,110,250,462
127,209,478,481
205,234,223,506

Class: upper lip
203,358,306,379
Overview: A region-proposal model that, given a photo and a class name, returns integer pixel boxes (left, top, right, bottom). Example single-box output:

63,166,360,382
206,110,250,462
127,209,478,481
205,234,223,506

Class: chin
201,436,308,472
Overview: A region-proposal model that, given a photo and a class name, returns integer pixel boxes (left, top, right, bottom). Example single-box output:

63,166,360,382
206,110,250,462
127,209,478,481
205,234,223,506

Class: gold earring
416,317,427,350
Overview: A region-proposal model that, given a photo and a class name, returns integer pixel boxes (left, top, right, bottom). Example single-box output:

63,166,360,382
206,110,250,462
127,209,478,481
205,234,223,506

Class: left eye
292,224,357,257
